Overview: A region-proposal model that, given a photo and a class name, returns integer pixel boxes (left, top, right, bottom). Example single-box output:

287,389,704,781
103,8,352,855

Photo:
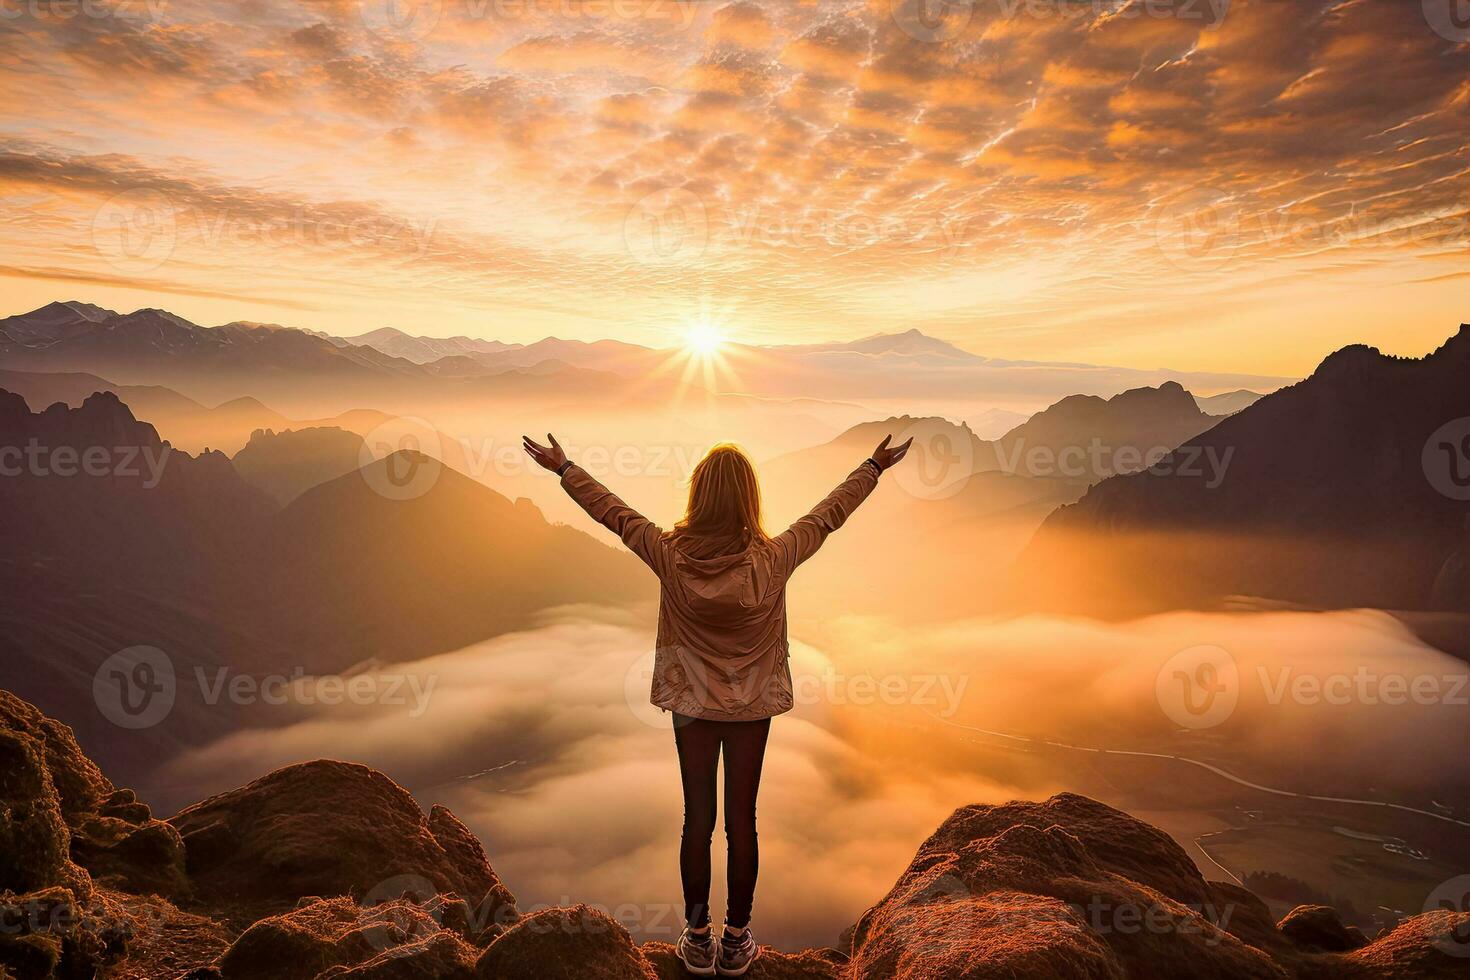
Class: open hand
523,433,568,473
871,434,913,471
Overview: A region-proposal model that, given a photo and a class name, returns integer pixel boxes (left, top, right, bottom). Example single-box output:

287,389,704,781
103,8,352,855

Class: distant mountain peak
1429,322,1470,359
1312,342,1392,382
792,328,981,361
113,307,199,330
35,300,115,321
351,326,411,340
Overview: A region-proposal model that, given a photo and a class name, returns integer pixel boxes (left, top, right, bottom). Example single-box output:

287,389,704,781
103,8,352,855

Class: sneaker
717,927,759,977
676,926,717,976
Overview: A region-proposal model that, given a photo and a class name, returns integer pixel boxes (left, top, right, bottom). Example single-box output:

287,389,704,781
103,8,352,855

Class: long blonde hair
672,443,767,545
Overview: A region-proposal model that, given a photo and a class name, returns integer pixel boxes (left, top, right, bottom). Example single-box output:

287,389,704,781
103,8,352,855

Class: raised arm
523,434,664,573
773,434,911,573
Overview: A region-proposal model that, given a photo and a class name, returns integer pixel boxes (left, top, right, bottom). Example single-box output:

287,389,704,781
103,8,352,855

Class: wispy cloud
1,0,1467,367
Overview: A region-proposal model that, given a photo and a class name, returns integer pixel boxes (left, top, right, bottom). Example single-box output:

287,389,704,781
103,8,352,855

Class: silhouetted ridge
1016,326,1470,614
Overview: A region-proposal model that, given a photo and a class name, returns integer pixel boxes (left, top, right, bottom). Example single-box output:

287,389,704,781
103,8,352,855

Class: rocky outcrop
6,691,1469,979
0,690,178,978
471,905,656,980
844,793,1470,979
1018,327,1470,614
230,426,366,507
216,896,477,980
0,690,190,904
0,698,91,900
847,803,1285,979
1340,911,1470,978
169,761,518,927
1279,904,1368,953
995,381,1219,483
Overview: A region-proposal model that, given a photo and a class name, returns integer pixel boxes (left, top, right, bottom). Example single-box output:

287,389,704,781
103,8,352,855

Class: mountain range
0,388,652,787
996,381,1223,482
331,326,517,363
1195,388,1266,416
1017,327,1470,615
0,301,1292,415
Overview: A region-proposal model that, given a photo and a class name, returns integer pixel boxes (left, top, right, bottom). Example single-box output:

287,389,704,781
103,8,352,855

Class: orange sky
2,0,1468,375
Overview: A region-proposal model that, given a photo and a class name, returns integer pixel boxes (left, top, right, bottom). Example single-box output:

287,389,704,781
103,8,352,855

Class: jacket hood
671,543,763,624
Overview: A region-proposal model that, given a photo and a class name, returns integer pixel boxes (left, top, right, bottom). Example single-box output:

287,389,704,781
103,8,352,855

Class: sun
685,321,725,356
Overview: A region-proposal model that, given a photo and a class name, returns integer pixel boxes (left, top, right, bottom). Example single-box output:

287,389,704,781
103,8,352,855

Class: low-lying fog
151,608,1470,950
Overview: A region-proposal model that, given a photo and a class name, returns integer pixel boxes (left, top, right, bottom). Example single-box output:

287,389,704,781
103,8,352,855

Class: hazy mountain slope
0,390,284,782
1015,327,1470,614
764,415,1002,500
339,326,514,363
0,299,114,345
1196,388,1265,415
762,417,1084,620
0,388,274,582
772,327,983,363
968,406,1031,439
0,306,429,406
0,389,653,785
2,303,1292,414
253,451,652,659
461,337,659,374
995,381,1221,483
231,426,368,506
0,367,119,410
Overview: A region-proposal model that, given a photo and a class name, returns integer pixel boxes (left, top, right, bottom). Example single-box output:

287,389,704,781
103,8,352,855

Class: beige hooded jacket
560,461,881,721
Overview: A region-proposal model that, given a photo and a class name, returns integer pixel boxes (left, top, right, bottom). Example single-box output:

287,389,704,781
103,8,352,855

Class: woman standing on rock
523,433,910,977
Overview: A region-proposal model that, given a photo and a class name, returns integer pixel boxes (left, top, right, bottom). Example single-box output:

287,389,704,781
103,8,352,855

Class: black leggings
672,713,771,930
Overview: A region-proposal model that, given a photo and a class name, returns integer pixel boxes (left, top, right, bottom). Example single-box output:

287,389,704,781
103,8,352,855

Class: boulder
473,905,657,979
169,761,515,921
1280,904,1369,953
71,815,190,898
426,804,519,935
915,794,1214,908
1340,910,1470,978
317,932,477,978
0,886,130,980
0,689,188,902
218,896,476,980
848,799,1287,980
0,725,89,899
0,690,112,821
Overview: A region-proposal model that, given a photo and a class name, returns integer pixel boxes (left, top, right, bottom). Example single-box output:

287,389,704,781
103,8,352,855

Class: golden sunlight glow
685,321,725,356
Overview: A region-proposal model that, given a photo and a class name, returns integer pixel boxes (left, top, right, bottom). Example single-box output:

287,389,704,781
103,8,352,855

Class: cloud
149,606,1469,949
2,0,1469,359
0,263,321,308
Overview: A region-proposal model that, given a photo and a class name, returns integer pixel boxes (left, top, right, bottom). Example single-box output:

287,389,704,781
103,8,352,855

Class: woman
522,433,910,976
